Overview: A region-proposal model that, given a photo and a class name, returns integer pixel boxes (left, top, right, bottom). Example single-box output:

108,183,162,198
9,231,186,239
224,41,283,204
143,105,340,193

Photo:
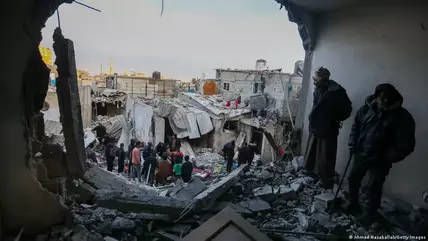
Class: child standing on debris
173,155,183,180
181,155,193,183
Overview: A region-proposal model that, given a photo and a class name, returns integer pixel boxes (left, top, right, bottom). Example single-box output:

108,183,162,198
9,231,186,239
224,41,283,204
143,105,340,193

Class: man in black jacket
127,139,135,177
304,67,352,189
181,155,193,183
116,143,126,174
105,137,115,172
145,152,158,185
347,83,415,225
223,141,235,172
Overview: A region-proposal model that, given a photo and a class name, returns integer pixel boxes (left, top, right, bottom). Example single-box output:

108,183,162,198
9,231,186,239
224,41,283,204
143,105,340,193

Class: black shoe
345,202,362,215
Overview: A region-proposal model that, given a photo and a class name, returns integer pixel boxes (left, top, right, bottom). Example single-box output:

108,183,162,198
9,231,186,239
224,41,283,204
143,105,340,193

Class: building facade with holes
275,0,428,207
215,67,302,119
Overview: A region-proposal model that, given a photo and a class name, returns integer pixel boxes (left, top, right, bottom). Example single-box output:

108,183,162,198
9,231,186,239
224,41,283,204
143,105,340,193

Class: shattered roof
178,93,251,119
92,88,127,104
215,68,283,74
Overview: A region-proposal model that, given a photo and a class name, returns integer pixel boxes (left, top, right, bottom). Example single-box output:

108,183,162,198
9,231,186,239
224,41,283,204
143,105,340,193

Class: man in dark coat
181,155,193,183
145,152,158,185
304,67,352,189
127,139,135,177
156,142,167,156
105,138,115,172
347,83,415,225
223,141,235,172
142,142,154,179
238,143,253,166
93,124,107,143
116,143,126,173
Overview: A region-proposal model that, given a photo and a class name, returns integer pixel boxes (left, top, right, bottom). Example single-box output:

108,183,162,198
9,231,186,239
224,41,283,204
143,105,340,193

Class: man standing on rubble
304,67,352,189
105,137,115,172
131,141,143,182
347,83,415,225
145,152,158,185
223,140,235,172
238,143,250,166
93,123,107,143
116,143,126,174
127,139,135,177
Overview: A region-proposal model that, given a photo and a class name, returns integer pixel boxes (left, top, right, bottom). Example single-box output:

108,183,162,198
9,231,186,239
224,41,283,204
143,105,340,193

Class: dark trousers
118,159,124,173
348,155,390,213
304,133,338,188
107,158,114,172
142,164,149,180
147,167,155,185
226,158,234,173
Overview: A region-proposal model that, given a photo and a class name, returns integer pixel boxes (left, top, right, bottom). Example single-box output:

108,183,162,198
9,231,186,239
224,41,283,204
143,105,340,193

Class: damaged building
2,0,427,240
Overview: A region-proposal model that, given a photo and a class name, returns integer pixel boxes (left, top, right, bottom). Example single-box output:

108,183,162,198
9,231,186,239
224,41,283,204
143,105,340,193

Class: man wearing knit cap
347,83,415,225
304,67,352,189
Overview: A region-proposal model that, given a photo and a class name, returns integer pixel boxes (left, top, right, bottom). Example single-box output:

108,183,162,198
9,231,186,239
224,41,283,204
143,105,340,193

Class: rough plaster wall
79,85,92,128
43,92,60,121
153,116,165,146
212,119,237,153
239,123,253,145
302,4,428,207
0,0,67,234
261,124,275,162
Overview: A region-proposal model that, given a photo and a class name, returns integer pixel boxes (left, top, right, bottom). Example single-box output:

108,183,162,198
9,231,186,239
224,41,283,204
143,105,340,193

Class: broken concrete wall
0,0,71,235
79,85,92,128
43,91,61,122
261,124,275,163
212,119,238,153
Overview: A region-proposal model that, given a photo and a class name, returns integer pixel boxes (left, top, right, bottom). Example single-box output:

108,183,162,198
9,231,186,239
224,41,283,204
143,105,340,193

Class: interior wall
0,0,68,234
302,4,428,207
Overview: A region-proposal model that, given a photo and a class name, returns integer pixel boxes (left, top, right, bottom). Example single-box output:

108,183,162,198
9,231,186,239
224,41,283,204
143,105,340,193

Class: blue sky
41,0,304,80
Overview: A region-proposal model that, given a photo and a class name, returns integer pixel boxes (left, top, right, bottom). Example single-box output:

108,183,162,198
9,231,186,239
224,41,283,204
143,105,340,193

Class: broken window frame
223,82,230,91
223,120,238,132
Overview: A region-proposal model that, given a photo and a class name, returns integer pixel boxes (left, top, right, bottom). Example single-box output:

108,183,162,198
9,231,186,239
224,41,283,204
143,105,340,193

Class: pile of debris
91,115,126,140
18,157,428,241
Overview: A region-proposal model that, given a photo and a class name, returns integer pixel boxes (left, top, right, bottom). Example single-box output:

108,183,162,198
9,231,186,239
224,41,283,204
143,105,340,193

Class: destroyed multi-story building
2,0,427,240
216,59,302,118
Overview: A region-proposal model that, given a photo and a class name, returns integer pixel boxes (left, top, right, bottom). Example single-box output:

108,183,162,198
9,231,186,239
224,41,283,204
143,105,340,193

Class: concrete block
238,198,272,213
314,191,335,209
291,156,304,172
194,164,248,209
83,165,158,196
94,190,192,217
172,178,206,200
104,237,119,241
253,185,275,203
290,182,303,192
111,217,135,231
277,185,298,200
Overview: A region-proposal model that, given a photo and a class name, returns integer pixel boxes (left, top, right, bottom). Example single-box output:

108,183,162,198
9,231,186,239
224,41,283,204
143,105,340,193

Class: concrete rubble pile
21,157,428,241
92,115,126,140
193,148,227,176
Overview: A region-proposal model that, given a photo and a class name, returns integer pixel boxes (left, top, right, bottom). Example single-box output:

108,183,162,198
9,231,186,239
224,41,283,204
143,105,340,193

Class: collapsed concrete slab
253,185,275,203
94,190,192,217
170,178,207,200
194,164,248,210
182,207,272,241
83,164,157,196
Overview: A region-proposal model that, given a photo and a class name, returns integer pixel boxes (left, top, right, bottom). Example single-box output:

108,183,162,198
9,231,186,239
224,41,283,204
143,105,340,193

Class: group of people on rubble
125,136,194,186
85,133,194,186
302,67,415,226
222,140,259,173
